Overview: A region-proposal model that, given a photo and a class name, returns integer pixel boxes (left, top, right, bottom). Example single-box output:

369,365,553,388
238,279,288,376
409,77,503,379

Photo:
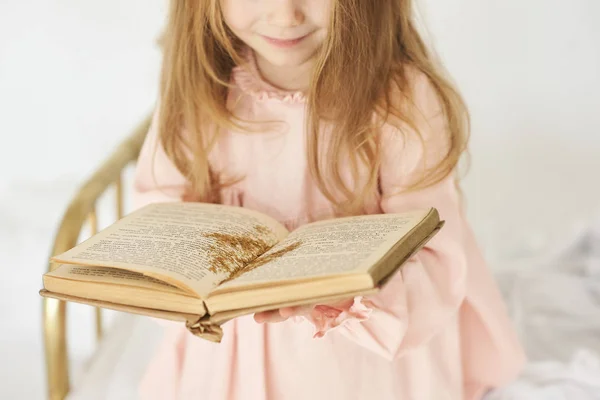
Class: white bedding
66,216,600,400
66,314,165,400
487,216,600,399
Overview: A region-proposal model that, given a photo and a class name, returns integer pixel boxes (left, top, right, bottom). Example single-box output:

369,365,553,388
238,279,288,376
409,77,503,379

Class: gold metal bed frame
42,115,151,400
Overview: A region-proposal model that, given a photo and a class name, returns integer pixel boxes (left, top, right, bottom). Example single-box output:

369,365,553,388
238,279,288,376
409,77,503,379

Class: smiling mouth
261,33,311,48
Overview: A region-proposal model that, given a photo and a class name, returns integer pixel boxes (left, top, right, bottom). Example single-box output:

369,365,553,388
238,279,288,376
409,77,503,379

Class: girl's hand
253,298,355,324
254,306,311,323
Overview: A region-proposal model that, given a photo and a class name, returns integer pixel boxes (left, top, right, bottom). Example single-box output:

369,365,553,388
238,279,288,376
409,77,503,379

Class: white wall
0,1,167,399
0,0,599,398
420,0,600,256
0,0,165,185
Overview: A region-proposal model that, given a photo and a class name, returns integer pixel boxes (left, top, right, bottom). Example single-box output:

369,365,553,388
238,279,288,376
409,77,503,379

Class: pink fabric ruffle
232,49,307,104
304,296,373,338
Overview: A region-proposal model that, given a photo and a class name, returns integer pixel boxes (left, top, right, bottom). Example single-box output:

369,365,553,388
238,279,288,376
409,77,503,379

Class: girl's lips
261,34,310,48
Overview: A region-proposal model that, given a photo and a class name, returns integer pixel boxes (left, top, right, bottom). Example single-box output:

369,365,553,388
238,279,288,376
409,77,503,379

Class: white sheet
67,313,165,400
486,349,600,399
486,215,600,399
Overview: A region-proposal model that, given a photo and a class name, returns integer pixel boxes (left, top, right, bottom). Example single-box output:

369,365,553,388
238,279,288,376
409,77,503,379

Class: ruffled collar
232,49,307,104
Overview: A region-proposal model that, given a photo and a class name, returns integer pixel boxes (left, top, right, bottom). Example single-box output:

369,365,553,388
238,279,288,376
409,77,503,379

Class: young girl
133,0,526,399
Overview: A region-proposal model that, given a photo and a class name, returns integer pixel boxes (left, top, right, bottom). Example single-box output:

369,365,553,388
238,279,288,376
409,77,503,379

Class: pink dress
132,53,526,400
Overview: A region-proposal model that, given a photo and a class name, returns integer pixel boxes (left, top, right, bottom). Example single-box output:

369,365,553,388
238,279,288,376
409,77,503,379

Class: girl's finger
279,306,311,318
254,309,288,323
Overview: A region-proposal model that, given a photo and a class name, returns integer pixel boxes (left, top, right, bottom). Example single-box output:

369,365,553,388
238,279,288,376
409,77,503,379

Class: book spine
186,301,224,343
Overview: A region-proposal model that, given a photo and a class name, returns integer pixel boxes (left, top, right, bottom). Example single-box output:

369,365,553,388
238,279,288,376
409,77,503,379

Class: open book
40,202,443,342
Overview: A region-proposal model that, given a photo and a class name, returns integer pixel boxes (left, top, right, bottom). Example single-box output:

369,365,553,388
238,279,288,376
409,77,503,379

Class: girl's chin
253,47,319,69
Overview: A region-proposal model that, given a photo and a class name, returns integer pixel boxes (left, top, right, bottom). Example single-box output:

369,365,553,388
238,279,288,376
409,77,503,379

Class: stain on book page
203,225,301,284
221,240,301,284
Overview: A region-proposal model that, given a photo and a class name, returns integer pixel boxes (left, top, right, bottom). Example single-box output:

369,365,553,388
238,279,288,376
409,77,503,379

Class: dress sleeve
131,108,190,210
131,107,189,328
302,72,469,361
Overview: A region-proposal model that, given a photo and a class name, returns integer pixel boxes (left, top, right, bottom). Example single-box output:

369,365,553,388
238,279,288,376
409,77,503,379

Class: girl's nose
267,0,305,28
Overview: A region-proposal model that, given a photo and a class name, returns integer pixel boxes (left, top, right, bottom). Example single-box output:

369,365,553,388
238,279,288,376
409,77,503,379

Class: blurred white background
1,0,599,399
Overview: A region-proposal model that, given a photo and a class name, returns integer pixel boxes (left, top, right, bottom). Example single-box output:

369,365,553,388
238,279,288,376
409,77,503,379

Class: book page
46,264,188,295
52,203,289,297
217,210,429,289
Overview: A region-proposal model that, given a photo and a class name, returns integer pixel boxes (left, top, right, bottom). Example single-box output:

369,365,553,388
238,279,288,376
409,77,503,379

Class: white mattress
65,216,600,400
486,217,600,399
66,314,165,400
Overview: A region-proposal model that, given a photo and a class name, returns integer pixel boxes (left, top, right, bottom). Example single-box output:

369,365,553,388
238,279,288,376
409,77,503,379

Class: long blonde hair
157,0,470,214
